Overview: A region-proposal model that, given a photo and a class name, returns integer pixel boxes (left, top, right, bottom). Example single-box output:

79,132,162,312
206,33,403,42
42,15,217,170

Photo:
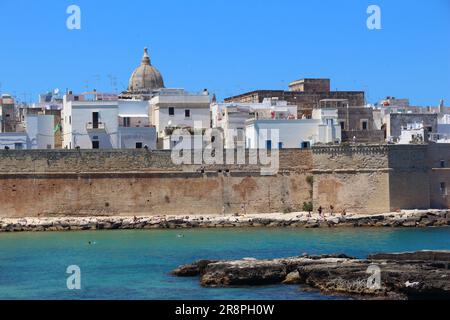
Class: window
326,119,334,126
266,140,272,150
92,141,100,149
441,160,446,168
136,142,143,149
185,110,191,118
301,141,311,149
47,144,52,149
340,121,345,130
278,142,283,149
169,107,175,116
69,116,71,125
440,182,447,196
362,121,368,131
92,112,99,129
123,117,131,127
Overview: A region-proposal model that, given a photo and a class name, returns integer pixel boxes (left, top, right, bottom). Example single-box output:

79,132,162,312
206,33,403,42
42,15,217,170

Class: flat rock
173,251,450,300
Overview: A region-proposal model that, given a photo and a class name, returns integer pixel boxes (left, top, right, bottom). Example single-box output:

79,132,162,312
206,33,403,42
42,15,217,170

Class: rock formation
172,251,450,300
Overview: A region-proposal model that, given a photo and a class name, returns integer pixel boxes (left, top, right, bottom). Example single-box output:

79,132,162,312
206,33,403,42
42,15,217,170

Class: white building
397,122,427,144
62,93,119,149
61,49,211,150
25,114,55,149
0,132,28,150
0,113,55,149
62,92,156,149
433,108,450,143
150,88,211,149
118,100,156,149
246,108,341,149
211,98,297,148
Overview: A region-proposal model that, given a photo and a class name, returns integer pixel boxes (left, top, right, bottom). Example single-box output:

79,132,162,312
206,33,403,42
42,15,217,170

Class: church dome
128,48,164,93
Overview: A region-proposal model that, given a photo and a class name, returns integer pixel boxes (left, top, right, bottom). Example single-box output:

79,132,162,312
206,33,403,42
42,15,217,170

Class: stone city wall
1,145,450,217
0,149,313,217
312,145,391,214
387,145,430,211
427,144,450,209
312,144,450,214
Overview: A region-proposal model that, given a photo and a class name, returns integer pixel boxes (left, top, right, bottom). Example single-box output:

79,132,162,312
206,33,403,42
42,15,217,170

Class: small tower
439,99,445,114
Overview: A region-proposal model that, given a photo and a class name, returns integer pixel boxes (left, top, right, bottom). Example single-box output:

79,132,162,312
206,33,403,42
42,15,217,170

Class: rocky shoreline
171,251,450,300
0,210,449,233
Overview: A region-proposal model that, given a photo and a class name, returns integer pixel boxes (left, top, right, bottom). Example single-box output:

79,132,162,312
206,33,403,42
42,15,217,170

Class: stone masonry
0,145,449,217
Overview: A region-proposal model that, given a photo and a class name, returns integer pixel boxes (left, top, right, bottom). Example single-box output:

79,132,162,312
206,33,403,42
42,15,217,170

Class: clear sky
0,0,448,105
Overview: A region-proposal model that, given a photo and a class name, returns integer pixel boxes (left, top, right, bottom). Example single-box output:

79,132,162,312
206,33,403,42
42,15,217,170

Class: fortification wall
0,149,313,217
387,145,430,210
2,144,450,217
312,144,450,213
312,146,391,214
427,144,450,209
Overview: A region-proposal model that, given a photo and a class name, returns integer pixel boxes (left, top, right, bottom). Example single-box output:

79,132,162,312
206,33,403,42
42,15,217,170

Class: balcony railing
86,122,106,131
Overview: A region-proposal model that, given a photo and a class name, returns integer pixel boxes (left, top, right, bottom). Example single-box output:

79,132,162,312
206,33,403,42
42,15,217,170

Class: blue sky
0,0,448,105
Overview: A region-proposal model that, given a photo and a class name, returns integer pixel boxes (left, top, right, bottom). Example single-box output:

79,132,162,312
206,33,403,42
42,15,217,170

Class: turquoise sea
0,227,449,300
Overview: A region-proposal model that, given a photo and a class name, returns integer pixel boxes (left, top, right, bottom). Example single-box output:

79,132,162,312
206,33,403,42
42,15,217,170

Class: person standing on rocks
318,206,324,220
241,204,246,215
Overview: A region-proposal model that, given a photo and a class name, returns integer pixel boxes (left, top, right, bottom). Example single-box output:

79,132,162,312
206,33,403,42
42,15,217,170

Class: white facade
432,113,450,143
119,127,157,149
150,89,211,138
0,132,28,149
0,114,55,149
211,98,297,148
62,93,156,149
118,100,156,149
246,108,341,149
398,123,426,144
25,114,55,149
62,98,119,149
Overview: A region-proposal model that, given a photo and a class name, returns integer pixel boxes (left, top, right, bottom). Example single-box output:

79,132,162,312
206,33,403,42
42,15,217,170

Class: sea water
0,227,449,300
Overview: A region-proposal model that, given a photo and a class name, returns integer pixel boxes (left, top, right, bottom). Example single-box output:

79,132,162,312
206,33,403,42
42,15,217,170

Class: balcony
86,122,106,131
